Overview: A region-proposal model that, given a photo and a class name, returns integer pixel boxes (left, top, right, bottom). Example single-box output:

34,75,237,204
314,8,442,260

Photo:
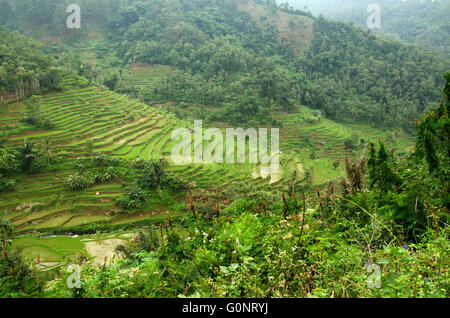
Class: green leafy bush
117,186,147,210
66,173,92,191
162,173,187,191
0,177,16,192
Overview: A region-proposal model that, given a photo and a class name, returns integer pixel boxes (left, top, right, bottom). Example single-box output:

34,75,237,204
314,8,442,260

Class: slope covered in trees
282,0,450,56
0,26,90,103
103,0,446,129
0,21,414,241
1,0,447,129
0,27,59,101
305,16,445,128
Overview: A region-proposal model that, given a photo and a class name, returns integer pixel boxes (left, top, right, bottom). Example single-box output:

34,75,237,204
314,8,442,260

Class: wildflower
283,233,293,240
404,244,408,251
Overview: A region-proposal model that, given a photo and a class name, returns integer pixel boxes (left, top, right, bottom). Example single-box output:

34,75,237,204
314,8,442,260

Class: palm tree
150,161,164,192
143,161,164,192
18,139,37,171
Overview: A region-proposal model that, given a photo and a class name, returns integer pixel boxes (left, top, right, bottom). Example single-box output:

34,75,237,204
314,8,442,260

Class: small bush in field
66,173,91,190
0,177,15,192
117,186,147,210
162,173,187,191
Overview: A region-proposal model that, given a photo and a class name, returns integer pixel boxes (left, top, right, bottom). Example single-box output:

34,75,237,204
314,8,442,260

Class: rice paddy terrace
121,64,176,90
0,84,413,237
0,86,276,236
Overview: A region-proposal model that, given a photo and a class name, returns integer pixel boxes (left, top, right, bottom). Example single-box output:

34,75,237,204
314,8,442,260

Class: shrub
1,218,45,297
162,173,187,191
131,158,149,169
39,118,55,129
29,156,45,173
0,177,16,192
138,161,164,190
333,160,340,169
91,167,120,184
106,166,120,178
66,173,91,190
117,186,147,210
93,153,106,167
129,186,147,202
224,199,257,216
75,158,86,169
344,138,357,150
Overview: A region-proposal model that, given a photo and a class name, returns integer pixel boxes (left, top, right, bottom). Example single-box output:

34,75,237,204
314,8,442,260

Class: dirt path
83,234,135,265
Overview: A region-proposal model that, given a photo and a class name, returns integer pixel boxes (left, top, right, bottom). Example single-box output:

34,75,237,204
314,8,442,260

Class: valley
0,0,447,299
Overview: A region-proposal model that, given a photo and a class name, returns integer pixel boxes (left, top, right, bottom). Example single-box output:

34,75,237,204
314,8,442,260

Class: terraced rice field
11,231,136,270
121,64,176,90
276,109,414,185
11,235,85,270
0,87,281,233
1,85,413,234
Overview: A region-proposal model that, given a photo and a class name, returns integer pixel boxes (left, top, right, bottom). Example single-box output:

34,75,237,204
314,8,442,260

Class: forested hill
282,0,450,56
0,0,448,130
0,26,88,102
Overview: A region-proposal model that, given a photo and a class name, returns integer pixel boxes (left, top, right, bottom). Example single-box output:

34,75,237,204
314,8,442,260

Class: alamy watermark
366,264,381,289
171,121,280,180
67,4,81,29
67,264,81,289
366,4,381,29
